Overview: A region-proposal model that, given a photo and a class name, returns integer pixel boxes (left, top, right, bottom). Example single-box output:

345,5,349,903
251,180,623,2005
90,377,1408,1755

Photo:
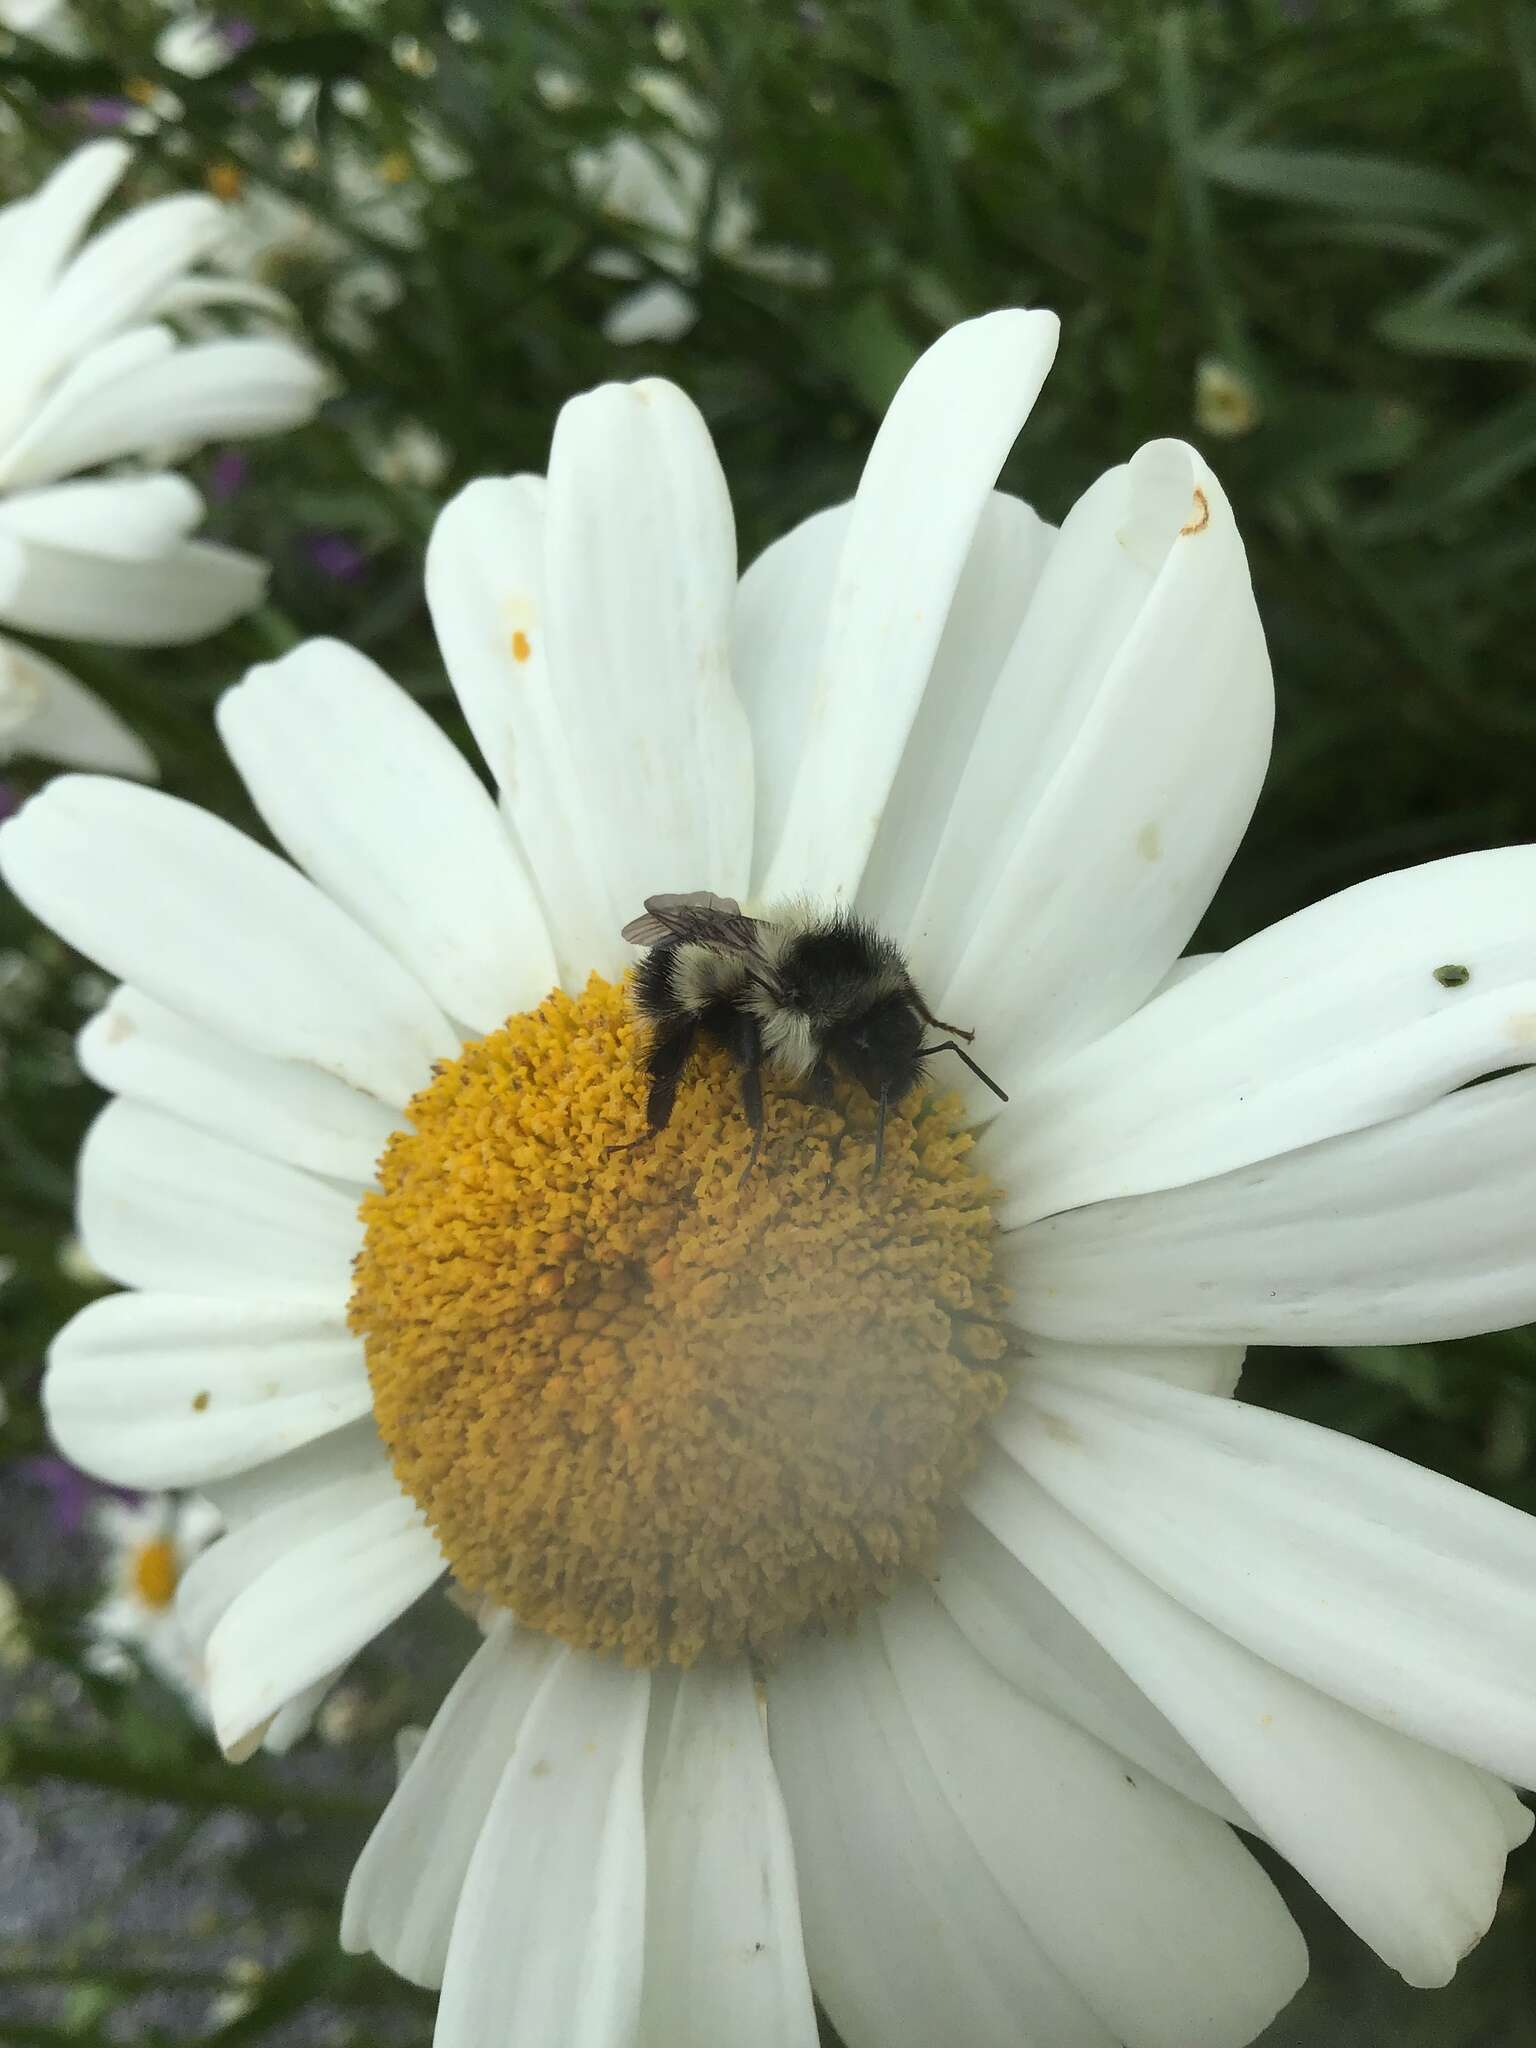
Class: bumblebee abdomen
633,942,752,1021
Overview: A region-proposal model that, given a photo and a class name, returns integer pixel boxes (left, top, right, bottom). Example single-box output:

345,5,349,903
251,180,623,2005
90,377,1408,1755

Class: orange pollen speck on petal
350,976,1014,1667
511,629,532,663
132,1538,180,1610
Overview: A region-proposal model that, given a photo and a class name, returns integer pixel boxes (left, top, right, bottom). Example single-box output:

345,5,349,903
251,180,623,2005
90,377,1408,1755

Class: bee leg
722,1010,766,1184
608,1016,696,1154
807,1056,836,1107
911,990,975,1043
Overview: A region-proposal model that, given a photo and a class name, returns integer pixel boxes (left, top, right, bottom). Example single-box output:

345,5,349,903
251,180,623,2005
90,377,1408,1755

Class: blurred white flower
86,1492,221,1708
534,66,585,113
0,142,327,778
0,0,80,51
155,11,245,78
215,93,461,355
392,32,438,78
212,184,405,353
362,420,449,491
1195,357,1263,439
571,70,830,345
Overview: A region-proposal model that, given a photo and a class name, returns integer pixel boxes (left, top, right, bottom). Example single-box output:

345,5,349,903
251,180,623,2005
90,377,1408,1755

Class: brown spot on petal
1136,822,1162,863
192,1391,210,1413
1180,487,1211,536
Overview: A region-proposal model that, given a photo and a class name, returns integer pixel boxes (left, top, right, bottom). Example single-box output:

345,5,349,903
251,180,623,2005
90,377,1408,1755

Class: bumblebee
621,891,1007,1174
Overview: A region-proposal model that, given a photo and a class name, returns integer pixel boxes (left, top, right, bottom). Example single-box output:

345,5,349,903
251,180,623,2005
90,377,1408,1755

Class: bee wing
620,891,766,955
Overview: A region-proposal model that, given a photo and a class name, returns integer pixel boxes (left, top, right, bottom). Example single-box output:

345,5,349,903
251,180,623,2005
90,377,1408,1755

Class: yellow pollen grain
133,1538,179,1610
511,629,532,663
351,976,1012,1667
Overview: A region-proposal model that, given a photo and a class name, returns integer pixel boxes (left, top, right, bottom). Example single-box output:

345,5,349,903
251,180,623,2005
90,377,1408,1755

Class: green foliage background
2,1,1536,2042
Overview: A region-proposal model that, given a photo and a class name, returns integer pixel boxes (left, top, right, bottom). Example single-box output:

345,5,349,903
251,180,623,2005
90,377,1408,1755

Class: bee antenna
873,1084,889,1177
921,1040,1009,1103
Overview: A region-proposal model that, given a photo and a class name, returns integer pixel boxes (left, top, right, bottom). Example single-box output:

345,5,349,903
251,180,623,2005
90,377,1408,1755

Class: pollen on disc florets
350,975,1013,1667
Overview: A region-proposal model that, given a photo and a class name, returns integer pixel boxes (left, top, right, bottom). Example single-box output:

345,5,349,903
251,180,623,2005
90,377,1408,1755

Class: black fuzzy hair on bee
618,893,1007,1179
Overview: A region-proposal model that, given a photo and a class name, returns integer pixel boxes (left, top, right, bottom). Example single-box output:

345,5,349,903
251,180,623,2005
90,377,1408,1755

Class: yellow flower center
350,976,1012,1666
132,1537,179,1610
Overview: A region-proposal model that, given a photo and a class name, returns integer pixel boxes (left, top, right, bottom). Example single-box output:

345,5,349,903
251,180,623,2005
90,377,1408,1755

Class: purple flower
305,532,368,582
208,450,249,502
15,1457,135,1538
78,97,134,129
222,16,258,51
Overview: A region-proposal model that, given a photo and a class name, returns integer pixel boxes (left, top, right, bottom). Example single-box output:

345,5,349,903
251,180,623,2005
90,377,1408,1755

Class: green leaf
1374,303,1536,363
1197,143,1498,225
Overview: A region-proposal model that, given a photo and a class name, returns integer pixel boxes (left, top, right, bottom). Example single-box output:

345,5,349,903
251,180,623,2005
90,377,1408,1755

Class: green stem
0,1731,377,1825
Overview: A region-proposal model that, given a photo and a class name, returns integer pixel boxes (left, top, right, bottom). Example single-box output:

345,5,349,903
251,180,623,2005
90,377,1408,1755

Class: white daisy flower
7,307,1536,2046
572,70,830,346
0,0,79,49
0,141,327,778
155,11,243,79
86,1491,220,1706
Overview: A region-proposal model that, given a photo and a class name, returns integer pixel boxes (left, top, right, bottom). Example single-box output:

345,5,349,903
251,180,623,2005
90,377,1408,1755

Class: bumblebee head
830,994,925,1105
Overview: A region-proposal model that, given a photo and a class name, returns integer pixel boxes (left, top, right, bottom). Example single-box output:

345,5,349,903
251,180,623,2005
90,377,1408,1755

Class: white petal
640,1661,817,2048
1011,1336,1245,1397
218,641,556,1031
919,447,1271,1108
0,775,458,1104
858,491,1056,942
0,474,203,558
733,501,849,896
1008,1068,1536,1346
968,1455,1519,1987
0,140,128,431
179,1448,395,1661
879,1582,1306,2044
543,377,752,924
79,986,400,1183
602,278,698,346
989,1360,1536,1785
995,843,1536,1223
425,476,623,984
46,1290,370,1489
262,1667,341,1754
197,1416,387,1529
0,636,155,776
436,1651,650,2048
0,337,327,489
343,1617,560,1989
153,274,293,322
759,309,1060,906
19,193,225,390
934,1510,1246,1824
78,1099,361,1302
768,1617,1119,2048
6,320,174,454
204,1470,442,1756
0,533,267,645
